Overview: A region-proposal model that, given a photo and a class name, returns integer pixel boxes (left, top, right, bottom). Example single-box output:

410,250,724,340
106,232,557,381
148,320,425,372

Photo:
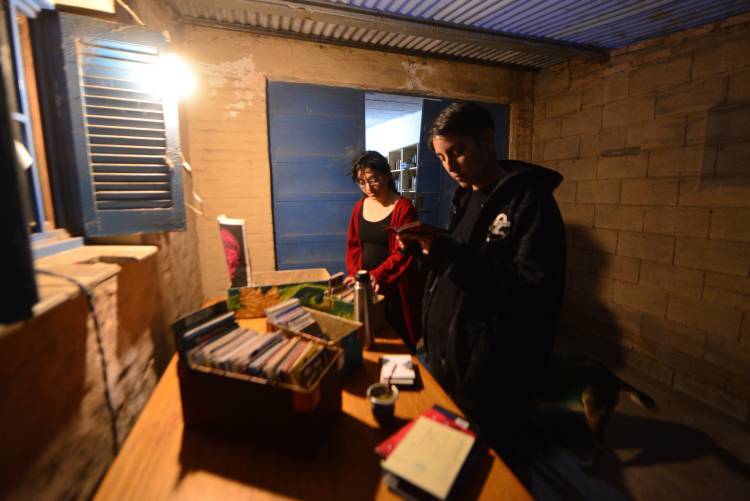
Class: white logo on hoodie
487,212,511,241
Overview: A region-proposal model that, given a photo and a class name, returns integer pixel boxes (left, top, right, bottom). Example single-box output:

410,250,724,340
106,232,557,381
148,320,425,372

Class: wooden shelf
388,143,419,197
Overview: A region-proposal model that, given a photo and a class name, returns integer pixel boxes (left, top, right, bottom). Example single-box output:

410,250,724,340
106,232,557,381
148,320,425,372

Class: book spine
277,341,310,381
246,334,286,375
264,298,301,320
274,307,307,326
288,343,322,385
297,346,328,387
191,326,246,365
171,301,228,341
262,337,298,379
181,311,237,349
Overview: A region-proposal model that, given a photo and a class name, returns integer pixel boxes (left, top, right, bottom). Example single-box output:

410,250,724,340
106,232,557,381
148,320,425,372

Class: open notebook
381,416,476,500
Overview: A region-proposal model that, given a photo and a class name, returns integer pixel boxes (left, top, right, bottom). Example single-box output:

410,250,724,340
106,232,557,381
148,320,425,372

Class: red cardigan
345,197,423,345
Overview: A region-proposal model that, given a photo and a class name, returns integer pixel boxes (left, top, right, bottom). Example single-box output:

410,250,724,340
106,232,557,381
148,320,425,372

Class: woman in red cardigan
345,151,424,351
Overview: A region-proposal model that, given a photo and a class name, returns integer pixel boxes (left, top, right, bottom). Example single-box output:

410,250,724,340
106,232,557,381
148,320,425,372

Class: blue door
268,82,364,273
418,99,510,229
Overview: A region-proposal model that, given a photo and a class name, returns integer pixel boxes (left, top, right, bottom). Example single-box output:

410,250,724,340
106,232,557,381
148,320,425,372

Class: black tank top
359,207,393,271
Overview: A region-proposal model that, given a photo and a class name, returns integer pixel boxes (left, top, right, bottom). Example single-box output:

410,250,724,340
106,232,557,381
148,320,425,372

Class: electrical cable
35,269,120,456
115,0,145,27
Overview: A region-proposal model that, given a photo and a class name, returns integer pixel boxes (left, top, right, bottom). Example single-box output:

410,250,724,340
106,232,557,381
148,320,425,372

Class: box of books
171,301,344,454
265,299,364,376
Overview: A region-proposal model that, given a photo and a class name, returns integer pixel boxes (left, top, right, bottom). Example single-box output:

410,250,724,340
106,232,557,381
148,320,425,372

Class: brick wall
533,13,750,422
181,25,534,298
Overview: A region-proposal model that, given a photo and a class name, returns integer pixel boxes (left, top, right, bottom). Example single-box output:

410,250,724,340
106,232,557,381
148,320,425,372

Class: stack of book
375,406,480,500
265,298,328,340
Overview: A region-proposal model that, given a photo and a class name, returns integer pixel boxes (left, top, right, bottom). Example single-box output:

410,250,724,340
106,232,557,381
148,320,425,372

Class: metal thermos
353,270,374,350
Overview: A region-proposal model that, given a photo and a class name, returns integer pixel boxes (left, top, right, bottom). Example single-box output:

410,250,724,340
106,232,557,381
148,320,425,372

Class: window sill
0,245,158,337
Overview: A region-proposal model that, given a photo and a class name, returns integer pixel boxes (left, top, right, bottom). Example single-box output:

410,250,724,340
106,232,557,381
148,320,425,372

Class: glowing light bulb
160,53,196,99
133,52,196,99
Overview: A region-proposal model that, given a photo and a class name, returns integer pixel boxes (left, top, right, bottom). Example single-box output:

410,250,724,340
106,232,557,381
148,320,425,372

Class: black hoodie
422,160,566,439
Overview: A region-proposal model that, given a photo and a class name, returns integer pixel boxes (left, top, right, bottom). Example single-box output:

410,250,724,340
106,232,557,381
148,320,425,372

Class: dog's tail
621,381,657,411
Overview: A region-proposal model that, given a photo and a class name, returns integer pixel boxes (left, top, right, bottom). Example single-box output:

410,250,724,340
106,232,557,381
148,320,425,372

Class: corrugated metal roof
329,0,750,48
171,0,750,69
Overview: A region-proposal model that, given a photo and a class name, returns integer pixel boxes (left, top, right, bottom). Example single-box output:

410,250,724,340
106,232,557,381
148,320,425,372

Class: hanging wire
35,269,121,456
115,0,146,27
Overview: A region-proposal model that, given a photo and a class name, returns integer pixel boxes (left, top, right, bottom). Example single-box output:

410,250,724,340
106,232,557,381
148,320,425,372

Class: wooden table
94,318,531,500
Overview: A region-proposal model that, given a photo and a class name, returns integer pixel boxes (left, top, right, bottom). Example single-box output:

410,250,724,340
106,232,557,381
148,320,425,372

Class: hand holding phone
387,222,445,255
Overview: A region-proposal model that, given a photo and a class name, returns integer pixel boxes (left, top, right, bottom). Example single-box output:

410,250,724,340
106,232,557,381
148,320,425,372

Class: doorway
268,81,509,273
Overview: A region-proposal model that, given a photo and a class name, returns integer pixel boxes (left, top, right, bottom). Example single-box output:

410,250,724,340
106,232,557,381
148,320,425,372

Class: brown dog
536,353,657,466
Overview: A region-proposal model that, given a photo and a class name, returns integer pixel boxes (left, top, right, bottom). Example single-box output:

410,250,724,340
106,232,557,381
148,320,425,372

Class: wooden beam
171,0,609,63
180,15,546,71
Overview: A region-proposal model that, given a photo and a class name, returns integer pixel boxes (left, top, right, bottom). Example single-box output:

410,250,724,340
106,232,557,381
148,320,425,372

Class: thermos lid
355,270,370,282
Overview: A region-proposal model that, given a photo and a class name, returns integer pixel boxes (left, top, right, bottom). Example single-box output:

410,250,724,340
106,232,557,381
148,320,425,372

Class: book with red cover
375,405,476,459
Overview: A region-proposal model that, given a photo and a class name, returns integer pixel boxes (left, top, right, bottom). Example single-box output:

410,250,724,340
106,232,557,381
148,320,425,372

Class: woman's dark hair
350,150,397,192
427,102,495,151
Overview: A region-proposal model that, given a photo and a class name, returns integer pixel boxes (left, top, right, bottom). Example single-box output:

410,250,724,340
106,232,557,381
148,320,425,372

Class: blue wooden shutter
57,13,184,236
268,81,364,273
418,99,509,228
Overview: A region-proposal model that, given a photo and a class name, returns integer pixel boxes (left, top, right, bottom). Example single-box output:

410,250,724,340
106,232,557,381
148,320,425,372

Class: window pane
0,4,19,113
15,122,40,232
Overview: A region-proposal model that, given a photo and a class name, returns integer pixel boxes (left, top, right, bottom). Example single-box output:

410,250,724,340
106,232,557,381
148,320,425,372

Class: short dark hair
350,150,397,192
427,102,495,151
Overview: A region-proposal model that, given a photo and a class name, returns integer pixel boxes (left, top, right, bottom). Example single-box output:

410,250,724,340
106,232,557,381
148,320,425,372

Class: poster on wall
218,215,253,288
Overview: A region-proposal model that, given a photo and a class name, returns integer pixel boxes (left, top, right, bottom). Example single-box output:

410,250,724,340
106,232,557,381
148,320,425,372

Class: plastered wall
180,25,534,298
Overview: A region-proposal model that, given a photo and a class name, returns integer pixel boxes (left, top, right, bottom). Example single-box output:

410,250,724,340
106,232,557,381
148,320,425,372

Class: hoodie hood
496,160,563,193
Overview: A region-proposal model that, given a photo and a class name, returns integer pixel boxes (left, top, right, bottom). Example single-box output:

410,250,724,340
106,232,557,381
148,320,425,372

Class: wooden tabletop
94,318,531,500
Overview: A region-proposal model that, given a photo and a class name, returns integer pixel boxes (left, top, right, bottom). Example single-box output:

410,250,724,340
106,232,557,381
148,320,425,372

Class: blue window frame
2,0,53,233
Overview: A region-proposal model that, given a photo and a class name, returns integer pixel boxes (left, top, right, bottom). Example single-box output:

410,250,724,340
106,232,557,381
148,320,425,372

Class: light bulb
160,53,196,99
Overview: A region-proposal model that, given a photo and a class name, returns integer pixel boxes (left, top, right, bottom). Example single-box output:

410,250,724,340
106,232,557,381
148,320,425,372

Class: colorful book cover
228,281,355,319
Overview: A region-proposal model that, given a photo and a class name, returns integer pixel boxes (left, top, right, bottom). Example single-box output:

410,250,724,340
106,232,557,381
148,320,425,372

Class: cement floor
518,371,750,500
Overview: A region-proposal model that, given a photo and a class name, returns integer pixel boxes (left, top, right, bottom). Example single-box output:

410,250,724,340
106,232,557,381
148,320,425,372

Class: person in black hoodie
398,102,566,449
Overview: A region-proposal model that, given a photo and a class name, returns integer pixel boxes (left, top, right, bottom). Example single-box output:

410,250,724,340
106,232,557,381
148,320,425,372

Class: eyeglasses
357,175,382,188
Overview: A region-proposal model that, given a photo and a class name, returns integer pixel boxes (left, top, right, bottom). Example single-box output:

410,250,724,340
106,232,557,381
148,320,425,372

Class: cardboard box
227,268,338,319
228,268,386,334
172,303,343,454
269,307,363,376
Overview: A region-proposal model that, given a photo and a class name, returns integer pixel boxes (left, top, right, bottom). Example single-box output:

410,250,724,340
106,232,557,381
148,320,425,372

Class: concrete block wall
180,26,534,299
533,13,750,423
